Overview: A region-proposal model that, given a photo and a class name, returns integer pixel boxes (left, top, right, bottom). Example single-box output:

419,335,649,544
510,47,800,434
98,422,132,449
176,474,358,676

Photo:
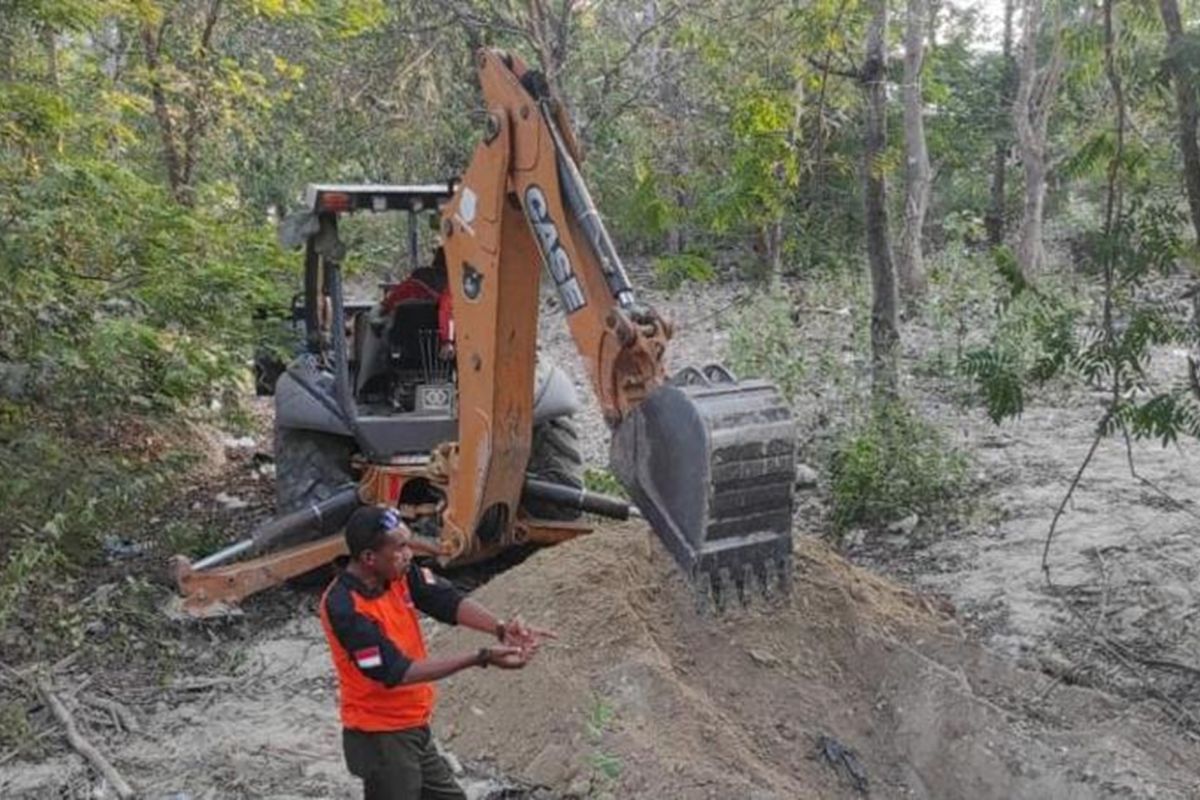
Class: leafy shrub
652,252,716,291
829,400,968,533
725,292,805,401
959,249,1085,422
583,467,627,499
0,406,197,640
0,158,289,414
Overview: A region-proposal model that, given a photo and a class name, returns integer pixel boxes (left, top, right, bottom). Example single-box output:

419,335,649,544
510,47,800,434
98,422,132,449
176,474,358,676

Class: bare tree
863,0,899,396
446,0,580,100
899,0,931,299
1159,0,1200,243
1012,0,1065,277
986,0,1015,247
139,0,224,206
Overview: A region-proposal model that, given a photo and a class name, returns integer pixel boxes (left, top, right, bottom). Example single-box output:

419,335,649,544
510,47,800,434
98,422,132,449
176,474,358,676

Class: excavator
171,48,796,616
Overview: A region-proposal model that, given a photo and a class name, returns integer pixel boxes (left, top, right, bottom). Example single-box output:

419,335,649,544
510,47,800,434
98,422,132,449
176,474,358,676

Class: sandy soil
8,522,1198,799
433,524,1200,799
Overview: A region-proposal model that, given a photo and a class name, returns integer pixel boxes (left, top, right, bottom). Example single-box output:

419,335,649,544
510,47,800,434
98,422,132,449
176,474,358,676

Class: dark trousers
343,726,466,800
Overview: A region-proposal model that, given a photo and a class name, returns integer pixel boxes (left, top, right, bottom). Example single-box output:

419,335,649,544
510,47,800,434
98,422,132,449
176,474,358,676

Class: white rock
794,463,819,489
214,492,249,511
888,513,920,536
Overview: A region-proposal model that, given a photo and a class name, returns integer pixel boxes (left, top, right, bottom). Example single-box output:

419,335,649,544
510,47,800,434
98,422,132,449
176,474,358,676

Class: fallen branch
1042,582,1200,731
37,681,135,799
167,676,235,692
81,693,141,734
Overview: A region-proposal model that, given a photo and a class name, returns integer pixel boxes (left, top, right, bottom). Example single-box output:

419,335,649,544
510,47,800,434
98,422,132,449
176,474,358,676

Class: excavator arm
439,50,797,605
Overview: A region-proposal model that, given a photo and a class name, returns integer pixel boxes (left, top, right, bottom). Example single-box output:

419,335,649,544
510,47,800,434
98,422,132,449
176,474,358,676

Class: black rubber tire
521,415,584,521
275,427,355,516
274,426,355,588
253,350,287,396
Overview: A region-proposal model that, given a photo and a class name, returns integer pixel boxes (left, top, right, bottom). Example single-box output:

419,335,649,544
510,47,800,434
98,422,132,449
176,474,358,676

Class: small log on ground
37,681,135,799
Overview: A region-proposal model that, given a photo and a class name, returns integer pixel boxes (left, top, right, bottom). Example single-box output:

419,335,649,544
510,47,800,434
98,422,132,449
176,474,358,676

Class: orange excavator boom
438,50,796,605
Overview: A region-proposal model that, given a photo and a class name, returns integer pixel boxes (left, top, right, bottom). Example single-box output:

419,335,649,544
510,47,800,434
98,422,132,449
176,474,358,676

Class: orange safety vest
319,570,438,732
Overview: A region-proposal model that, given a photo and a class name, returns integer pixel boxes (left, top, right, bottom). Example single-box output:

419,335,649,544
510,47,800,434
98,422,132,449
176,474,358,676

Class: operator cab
300,182,454,403
268,181,461,457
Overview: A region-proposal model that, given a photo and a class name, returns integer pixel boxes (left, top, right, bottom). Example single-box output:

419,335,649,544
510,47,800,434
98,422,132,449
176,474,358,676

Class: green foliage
711,89,799,232
589,752,623,781
1,157,289,412
0,700,36,754
583,467,627,499
0,83,72,148
584,693,622,782
585,694,616,740
725,292,805,402
829,401,969,533
959,249,1084,422
0,410,198,650
652,252,716,291
160,520,229,560
920,248,996,369
964,193,1193,434
619,159,676,248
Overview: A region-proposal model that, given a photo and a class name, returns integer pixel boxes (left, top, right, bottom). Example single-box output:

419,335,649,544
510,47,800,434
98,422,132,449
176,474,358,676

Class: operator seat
387,298,441,373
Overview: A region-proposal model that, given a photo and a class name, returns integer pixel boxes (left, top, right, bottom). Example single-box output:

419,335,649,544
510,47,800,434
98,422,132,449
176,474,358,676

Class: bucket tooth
695,570,716,616
737,562,758,608
611,364,796,611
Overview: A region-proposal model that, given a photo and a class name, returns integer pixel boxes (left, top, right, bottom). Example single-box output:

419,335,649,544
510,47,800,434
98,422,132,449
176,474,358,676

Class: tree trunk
525,0,572,100
1015,155,1047,274
986,0,1015,246
645,0,684,256
140,22,187,204
899,0,931,298
863,0,900,397
1012,0,1063,277
0,22,13,81
762,218,783,282
178,0,223,195
41,26,59,88
1159,0,1200,243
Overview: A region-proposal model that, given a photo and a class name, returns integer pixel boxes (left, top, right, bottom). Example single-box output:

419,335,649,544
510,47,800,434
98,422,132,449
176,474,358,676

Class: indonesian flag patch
354,646,382,670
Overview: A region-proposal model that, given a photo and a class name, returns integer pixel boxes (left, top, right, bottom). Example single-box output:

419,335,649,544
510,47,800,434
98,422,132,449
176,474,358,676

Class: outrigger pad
610,365,796,605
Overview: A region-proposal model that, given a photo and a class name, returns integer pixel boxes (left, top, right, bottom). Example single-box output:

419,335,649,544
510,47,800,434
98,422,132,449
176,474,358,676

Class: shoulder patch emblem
354,646,382,669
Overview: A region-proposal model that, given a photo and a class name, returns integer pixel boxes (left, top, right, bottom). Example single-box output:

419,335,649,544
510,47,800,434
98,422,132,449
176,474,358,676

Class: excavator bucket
610,365,796,608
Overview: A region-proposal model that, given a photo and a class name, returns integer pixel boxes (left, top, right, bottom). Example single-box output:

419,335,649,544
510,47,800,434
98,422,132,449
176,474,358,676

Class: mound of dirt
432,523,1200,799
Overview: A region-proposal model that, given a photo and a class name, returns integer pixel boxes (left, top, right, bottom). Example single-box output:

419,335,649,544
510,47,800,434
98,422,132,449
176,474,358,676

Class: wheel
521,415,584,520
275,426,355,516
274,426,356,587
253,350,287,396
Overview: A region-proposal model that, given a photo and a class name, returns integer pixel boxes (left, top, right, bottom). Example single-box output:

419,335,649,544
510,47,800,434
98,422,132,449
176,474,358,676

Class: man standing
320,505,549,799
